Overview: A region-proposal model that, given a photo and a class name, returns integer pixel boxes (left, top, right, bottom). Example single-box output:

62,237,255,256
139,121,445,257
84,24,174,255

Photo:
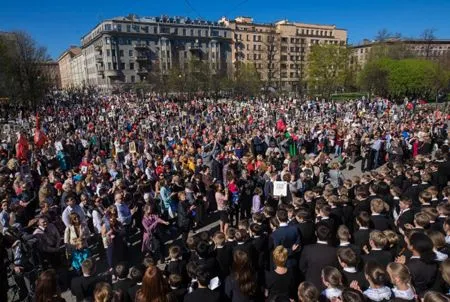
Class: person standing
142,204,169,261
64,212,90,272
178,191,196,245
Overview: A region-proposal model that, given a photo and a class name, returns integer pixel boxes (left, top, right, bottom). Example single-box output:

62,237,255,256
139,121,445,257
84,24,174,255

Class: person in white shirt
62,194,86,228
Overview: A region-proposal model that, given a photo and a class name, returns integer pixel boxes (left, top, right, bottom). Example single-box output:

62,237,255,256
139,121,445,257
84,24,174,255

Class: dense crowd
0,91,449,302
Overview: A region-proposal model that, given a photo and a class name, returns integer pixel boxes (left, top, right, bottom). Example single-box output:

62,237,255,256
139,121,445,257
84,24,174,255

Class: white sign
273,181,288,197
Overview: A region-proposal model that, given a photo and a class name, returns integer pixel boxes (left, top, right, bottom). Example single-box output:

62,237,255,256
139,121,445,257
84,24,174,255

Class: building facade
351,39,450,67
70,52,88,87
79,15,233,90
219,17,347,92
60,15,349,91
57,47,81,88
275,20,347,91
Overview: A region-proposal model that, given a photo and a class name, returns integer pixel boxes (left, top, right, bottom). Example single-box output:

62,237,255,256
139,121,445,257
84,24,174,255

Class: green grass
330,92,367,101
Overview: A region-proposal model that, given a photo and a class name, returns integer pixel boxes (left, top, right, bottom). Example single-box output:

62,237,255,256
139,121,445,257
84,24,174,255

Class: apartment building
58,47,82,88
79,14,233,90
220,17,347,91
59,15,348,91
70,52,88,87
351,39,450,67
220,17,278,82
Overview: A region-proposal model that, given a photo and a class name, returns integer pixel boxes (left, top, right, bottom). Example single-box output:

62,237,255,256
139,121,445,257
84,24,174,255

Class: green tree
359,57,449,99
233,62,262,96
307,44,350,98
357,58,391,96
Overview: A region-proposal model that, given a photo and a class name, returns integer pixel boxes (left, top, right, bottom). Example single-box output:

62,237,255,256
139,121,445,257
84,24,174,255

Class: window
105,37,110,44
131,76,135,83
129,50,133,57
119,50,124,57
117,24,122,32
105,24,112,31
198,29,202,36
106,49,111,56
120,63,125,69
130,63,134,70
126,25,131,32
183,29,186,36
113,63,117,70
281,55,287,61
112,50,116,57
190,29,194,36
253,54,257,60
253,45,257,50
161,27,170,34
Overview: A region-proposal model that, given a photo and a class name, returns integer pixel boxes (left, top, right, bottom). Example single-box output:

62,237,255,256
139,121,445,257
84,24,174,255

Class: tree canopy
307,44,350,98
358,57,449,99
0,31,52,108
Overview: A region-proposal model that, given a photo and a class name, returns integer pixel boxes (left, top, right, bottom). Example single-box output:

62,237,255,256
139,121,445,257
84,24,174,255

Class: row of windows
297,28,333,37
280,55,305,61
104,23,229,38
234,34,263,42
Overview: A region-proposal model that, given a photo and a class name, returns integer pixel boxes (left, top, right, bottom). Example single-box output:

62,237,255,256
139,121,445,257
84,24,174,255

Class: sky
1,0,450,60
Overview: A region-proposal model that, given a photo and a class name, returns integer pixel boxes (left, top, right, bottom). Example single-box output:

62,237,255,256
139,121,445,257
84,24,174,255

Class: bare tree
375,29,392,42
421,28,436,59
0,31,51,108
263,27,279,92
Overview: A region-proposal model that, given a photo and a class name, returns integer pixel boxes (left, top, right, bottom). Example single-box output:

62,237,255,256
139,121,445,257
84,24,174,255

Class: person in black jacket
395,197,415,234
70,258,111,302
112,262,134,302
397,232,438,297
362,231,393,268
337,247,368,290
249,223,269,274
178,191,196,245
165,245,189,283
270,209,301,268
353,212,371,251
127,265,144,302
292,209,316,246
169,273,188,302
370,199,393,231
213,231,231,279
299,224,338,290
184,266,220,302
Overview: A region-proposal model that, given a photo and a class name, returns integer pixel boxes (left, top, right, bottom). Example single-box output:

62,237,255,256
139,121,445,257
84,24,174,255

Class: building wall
351,40,450,67
70,53,87,87
223,17,347,91
80,16,233,90
58,53,73,88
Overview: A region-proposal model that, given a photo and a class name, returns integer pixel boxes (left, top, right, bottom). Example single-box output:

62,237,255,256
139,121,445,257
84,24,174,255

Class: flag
16,132,29,161
34,113,47,148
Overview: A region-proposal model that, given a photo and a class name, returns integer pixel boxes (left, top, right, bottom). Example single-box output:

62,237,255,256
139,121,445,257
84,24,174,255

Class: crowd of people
0,91,449,302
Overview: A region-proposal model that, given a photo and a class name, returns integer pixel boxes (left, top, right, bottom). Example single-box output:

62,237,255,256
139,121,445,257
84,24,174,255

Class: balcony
189,43,203,53
95,55,103,62
105,70,119,77
134,43,148,50
137,68,149,75
136,55,148,61
94,44,103,51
